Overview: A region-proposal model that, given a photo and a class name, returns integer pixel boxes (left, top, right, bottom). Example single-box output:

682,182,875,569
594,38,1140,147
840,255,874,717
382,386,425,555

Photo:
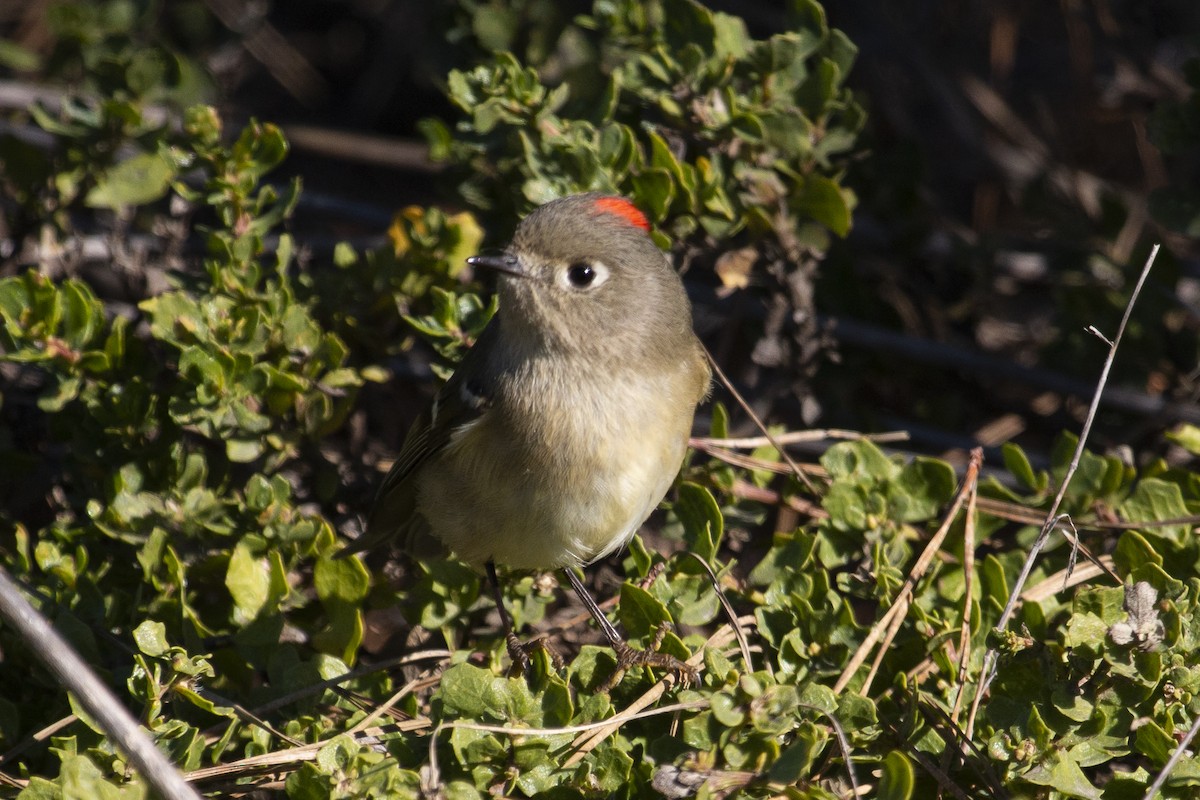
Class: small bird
345,193,710,678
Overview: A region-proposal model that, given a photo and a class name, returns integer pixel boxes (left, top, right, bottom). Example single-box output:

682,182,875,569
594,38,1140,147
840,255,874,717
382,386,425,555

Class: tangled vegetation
0,0,1198,798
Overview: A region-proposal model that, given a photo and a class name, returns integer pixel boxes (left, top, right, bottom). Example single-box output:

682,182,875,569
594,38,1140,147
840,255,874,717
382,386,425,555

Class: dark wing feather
336,322,498,558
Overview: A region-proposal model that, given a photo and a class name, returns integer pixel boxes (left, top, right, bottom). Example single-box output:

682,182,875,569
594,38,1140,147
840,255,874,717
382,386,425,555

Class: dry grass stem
681,552,756,673
692,429,910,449
1143,710,1200,800
968,243,1160,739
563,618,749,766
701,344,818,492
951,455,980,727
833,452,982,695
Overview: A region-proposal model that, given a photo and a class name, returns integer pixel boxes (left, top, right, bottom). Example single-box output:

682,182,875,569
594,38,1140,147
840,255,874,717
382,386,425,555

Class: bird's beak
467,253,527,278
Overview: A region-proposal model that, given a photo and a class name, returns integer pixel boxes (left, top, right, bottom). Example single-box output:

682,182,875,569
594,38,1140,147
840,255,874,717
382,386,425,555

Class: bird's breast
415,356,698,569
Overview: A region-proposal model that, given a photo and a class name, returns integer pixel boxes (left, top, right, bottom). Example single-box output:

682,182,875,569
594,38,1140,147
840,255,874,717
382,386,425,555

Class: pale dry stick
833,452,982,695
196,688,304,746
692,429,911,449
1143,710,1200,800
975,495,1200,532
701,345,818,492
692,443,799,475
1021,557,1113,604
0,713,77,769
423,701,709,793
563,619,746,767
233,648,452,721
343,673,438,738
0,567,201,800
188,672,442,785
681,552,757,674
949,464,979,727
184,721,429,783
446,701,709,738
967,244,1160,740
731,478,829,519
859,593,911,698
860,451,984,697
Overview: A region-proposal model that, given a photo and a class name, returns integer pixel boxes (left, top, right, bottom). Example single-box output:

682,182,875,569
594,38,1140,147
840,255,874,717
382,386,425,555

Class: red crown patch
593,197,650,231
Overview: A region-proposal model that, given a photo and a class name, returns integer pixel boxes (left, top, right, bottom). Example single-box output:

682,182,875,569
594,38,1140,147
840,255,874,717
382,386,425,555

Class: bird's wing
337,321,499,558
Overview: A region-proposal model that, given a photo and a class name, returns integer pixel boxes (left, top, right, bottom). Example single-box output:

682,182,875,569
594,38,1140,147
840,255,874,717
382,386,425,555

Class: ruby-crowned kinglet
345,193,710,676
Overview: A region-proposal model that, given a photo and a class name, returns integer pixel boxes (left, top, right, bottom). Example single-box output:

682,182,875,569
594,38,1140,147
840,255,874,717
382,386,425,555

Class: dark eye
566,262,596,288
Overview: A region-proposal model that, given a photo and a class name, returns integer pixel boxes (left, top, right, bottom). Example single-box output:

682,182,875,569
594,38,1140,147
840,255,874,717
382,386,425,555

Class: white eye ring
561,260,610,291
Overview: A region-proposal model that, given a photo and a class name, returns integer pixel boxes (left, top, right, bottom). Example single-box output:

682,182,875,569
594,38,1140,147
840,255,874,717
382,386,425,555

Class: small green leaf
1002,442,1044,492
312,554,370,663
85,153,175,209
1112,530,1164,576
674,482,723,562
1019,752,1102,799
132,620,168,658
1118,478,1191,544
440,663,501,719
226,540,270,623
795,173,853,237
878,751,915,800
617,582,671,639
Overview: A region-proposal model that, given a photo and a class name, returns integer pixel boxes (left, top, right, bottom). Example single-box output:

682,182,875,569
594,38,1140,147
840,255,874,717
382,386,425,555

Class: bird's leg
485,562,560,672
563,568,698,690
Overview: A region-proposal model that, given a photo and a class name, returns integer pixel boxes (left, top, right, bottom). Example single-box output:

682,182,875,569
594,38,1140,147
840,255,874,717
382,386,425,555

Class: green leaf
226,540,271,623
1118,478,1191,544
58,753,143,800
440,663,501,718
312,554,370,663
674,482,723,562
878,751,915,800
821,440,897,481
617,582,672,639
1002,442,1044,492
1134,720,1176,766
749,684,799,734
891,456,957,521
132,620,168,658
85,153,175,209
795,173,853,237
1166,423,1200,455
1019,752,1101,800
1112,530,1164,576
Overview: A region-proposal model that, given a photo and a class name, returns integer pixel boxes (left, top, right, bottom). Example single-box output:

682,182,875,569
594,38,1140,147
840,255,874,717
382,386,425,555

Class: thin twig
967,244,1160,739
691,429,910,449
700,344,818,492
833,451,982,695
0,567,201,800
443,700,708,738
680,552,756,674
1143,710,1200,800
951,460,980,727
564,619,745,766
801,702,861,797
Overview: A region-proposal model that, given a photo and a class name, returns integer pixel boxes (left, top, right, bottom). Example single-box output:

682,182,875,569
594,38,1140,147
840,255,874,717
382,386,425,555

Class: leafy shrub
0,1,1198,799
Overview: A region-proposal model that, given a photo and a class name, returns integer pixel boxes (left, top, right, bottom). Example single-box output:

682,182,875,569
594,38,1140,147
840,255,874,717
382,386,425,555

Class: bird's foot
599,625,698,691
504,632,563,675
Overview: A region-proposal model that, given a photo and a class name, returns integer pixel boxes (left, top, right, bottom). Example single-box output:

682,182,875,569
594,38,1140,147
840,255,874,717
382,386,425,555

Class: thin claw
505,632,532,673
504,634,564,675
605,640,698,689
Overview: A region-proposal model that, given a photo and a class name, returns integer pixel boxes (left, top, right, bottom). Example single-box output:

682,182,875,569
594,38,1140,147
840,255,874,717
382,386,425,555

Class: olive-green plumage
347,193,710,570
